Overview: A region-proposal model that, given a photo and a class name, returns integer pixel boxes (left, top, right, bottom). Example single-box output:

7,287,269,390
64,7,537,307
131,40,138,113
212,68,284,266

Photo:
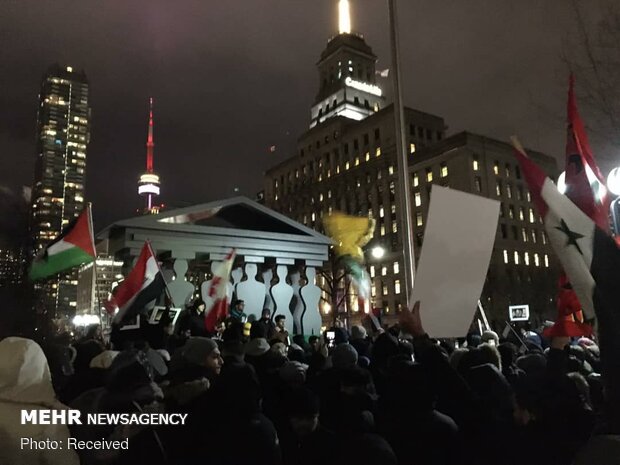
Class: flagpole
146,240,176,308
388,0,416,305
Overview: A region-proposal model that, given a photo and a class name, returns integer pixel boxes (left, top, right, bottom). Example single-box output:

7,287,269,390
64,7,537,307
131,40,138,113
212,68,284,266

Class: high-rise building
137,98,162,215
30,64,91,316
264,2,559,326
76,254,124,328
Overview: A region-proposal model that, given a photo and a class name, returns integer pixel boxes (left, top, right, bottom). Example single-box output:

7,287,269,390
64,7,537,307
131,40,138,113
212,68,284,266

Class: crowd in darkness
0,292,618,465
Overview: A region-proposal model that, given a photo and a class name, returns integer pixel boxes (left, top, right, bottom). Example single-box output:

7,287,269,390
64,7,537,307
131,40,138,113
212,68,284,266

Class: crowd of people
1,296,619,465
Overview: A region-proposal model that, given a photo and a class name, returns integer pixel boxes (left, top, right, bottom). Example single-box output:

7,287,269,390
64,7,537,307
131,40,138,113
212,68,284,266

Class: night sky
0,0,615,230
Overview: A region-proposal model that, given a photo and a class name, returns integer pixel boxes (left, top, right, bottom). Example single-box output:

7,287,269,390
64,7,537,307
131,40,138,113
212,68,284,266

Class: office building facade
30,64,91,317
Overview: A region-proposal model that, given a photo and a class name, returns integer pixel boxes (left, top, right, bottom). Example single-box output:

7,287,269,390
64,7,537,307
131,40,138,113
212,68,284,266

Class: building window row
503,250,550,267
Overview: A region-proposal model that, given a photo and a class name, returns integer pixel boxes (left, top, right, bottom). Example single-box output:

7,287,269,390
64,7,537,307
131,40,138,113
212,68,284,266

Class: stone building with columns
95,197,331,336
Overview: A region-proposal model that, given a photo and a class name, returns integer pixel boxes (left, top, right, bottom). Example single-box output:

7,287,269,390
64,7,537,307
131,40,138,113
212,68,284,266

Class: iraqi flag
29,205,96,280
204,249,236,333
513,138,620,429
105,242,166,324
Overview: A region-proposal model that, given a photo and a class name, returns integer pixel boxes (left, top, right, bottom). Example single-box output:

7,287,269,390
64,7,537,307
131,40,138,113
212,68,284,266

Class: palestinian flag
105,242,166,324
29,205,96,280
204,249,236,333
513,138,620,430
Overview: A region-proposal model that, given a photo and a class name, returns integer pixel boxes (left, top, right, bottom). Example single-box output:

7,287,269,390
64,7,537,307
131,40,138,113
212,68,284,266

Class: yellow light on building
339,0,351,34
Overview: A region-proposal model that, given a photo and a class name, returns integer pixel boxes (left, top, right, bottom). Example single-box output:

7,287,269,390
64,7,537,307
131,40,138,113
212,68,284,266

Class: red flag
105,242,166,324
204,249,236,333
564,75,610,232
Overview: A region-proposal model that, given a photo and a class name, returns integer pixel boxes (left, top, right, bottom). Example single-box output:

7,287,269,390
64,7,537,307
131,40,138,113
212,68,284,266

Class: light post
607,168,620,235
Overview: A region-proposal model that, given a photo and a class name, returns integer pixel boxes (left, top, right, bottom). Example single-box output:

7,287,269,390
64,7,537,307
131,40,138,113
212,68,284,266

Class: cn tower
137,97,161,214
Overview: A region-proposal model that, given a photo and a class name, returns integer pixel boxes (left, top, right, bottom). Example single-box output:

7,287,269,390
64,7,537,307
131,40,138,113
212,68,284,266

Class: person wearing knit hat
279,361,308,387
481,330,500,346
331,343,358,370
245,337,270,357
174,337,223,376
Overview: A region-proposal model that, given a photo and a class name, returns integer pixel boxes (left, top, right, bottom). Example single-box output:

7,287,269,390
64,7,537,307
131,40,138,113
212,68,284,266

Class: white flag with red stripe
204,249,236,332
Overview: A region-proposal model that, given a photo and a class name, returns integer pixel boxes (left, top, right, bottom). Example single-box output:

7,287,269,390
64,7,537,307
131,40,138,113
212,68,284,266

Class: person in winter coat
178,299,210,337
0,337,80,465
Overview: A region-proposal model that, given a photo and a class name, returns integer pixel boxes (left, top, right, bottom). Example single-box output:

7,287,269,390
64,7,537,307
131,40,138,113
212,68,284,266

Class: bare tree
563,0,620,147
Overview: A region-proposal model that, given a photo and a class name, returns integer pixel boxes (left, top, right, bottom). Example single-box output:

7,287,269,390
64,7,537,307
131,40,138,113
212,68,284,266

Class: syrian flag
513,138,620,429
29,205,96,280
547,76,609,337
204,249,236,333
105,242,166,324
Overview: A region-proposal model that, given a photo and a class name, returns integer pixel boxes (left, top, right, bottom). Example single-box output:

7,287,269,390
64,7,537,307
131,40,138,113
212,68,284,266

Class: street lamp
557,166,607,200
371,245,386,259
607,168,620,235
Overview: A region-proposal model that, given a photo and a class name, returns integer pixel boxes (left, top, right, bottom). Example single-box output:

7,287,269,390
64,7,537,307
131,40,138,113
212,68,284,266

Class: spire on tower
146,97,154,173
339,0,351,34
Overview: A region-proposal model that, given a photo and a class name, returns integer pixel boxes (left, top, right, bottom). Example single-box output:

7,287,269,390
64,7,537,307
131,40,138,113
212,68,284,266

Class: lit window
494,161,499,175
506,183,512,199
521,228,528,242
416,212,423,226
544,254,549,268
327,169,331,178
355,157,360,166
275,194,279,201
534,253,540,266
503,250,509,264
529,208,535,223
509,206,515,219
319,193,324,202
345,162,350,170
475,176,482,192
336,165,340,174
395,280,401,295
392,221,397,233
496,180,502,196
415,192,421,207
514,251,520,265
473,156,479,171
381,266,387,276
410,143,416,154
365,152,370,161
542,231,548,244
382,284,388,296
379,206,385,218
328,190,332,198
376,147,381,157
531,230,537,243
393,262,400,274
380,225,386,236
388,165,394,175
391,204,396,214
440,163,448,177
426,168,433,182
505,164,511,177
524,252,530,266
413,173,419,187
526,191,531,202
371,284,376,297
377,170,382,180
519,207,524,221
311,213,316,222
370,266,376,278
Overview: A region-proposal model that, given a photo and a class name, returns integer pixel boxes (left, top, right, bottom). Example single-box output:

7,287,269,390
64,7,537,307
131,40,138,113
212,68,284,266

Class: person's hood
89,350,120,369
0,337,57,406
245,338,270,357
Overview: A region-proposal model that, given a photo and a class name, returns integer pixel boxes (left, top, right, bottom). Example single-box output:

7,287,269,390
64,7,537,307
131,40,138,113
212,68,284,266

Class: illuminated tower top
309,0,384,128
138,97,161,214
339,0,351,34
